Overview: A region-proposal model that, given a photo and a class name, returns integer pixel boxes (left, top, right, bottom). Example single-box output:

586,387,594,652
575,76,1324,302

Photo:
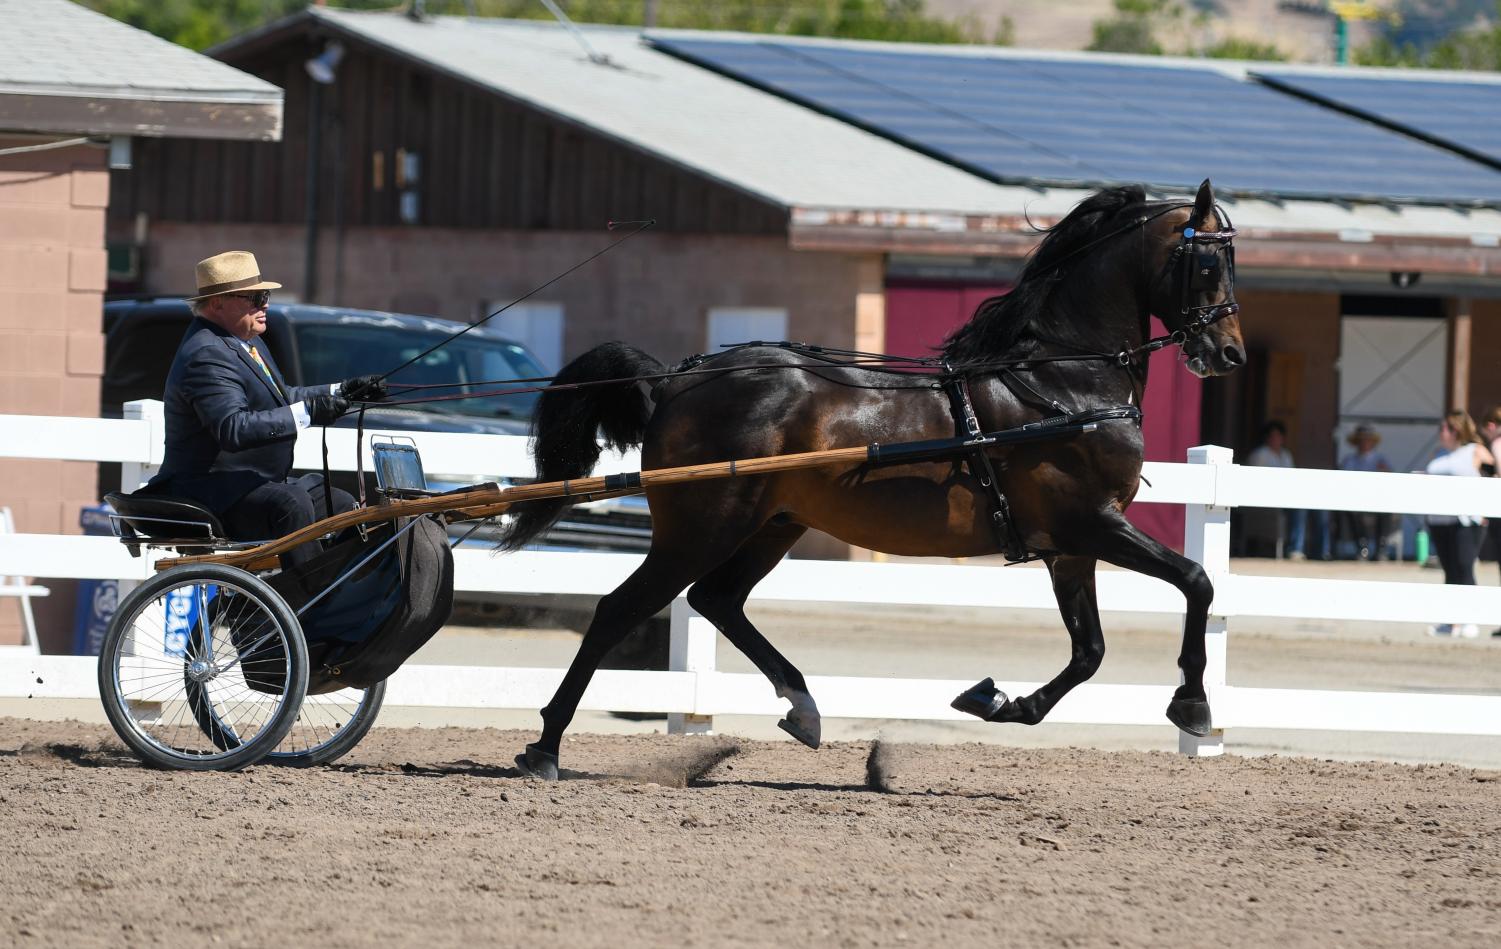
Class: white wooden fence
3,400,1500,758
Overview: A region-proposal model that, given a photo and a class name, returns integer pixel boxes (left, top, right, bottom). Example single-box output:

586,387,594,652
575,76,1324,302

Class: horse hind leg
518,546,729,780
685,520,822,749
952,555,1106,727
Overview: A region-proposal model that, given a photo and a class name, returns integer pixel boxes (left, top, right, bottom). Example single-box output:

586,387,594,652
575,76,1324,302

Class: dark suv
101,298,651,552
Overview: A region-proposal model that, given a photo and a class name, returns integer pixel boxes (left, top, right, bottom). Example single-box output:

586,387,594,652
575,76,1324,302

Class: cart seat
104,491,227,543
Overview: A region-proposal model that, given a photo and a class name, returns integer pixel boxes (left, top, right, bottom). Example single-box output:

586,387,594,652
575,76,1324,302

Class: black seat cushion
104,491,227,541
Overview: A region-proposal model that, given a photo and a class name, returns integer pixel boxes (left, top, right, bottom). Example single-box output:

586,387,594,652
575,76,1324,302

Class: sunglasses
227,290,271,307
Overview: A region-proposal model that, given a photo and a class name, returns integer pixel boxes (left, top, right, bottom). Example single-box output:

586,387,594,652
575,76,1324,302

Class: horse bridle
1164,205,1239,342
1027,198,1241,352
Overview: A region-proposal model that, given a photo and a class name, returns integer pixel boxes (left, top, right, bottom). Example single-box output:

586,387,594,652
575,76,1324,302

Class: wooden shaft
443,487,644,524
155,443,872,571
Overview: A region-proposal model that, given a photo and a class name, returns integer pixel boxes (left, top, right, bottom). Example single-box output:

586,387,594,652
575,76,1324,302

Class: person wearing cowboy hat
1338,423,1393,560
140,251,389,568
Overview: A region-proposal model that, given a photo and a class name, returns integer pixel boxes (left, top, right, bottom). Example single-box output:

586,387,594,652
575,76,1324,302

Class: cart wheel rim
106,575,301,765
266,685,378,760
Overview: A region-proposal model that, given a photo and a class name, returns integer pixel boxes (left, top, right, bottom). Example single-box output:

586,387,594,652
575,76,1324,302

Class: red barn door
885,283,1199,550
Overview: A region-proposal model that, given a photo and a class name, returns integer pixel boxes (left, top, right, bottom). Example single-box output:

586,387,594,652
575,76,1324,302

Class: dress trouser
223,473,357,570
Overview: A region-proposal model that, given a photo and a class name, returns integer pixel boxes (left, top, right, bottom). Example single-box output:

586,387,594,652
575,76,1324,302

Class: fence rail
3,402,1501,756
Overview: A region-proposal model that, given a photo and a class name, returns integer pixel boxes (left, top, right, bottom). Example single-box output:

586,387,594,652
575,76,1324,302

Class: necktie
247,345,274,382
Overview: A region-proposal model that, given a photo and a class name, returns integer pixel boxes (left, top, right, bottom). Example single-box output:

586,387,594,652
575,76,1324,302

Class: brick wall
139,224,877,362
0,138,108,646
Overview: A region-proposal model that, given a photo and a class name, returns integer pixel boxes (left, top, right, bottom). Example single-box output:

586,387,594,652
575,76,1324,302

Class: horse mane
941,184,1151,364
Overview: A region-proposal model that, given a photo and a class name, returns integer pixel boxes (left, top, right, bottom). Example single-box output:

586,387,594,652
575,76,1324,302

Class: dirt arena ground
3,718,1498,948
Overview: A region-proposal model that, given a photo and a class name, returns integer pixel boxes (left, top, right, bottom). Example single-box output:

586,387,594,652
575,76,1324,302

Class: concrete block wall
0,138,109,646
140,223,879,363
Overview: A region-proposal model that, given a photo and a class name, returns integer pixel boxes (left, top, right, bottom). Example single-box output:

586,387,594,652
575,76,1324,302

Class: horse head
1146,179,1245,378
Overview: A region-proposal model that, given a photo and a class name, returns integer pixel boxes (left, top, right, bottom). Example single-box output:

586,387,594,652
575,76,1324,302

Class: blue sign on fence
72,580,117,657
72,505,118,656
162,585,201,658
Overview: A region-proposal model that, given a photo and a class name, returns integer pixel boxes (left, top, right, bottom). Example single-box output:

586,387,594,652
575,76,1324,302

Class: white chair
0,507,48,655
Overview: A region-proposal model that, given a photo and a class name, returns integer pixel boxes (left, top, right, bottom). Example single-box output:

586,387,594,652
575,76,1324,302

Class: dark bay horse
507,181,1245,779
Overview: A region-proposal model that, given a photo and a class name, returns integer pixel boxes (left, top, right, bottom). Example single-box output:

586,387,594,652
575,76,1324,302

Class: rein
345,200,1239,411
358,329,1199,411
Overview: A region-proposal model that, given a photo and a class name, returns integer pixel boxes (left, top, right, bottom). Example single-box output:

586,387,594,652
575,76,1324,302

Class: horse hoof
951,677,1009,722
1166,698,1213,737
777,714,821,750
514,743,560,781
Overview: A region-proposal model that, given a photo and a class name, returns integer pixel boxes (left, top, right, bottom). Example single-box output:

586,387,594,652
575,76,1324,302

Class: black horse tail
495,341,666,551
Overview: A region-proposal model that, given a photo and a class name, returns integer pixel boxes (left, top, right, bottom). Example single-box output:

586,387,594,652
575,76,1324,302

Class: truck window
103,312,192,412
294,324,545,419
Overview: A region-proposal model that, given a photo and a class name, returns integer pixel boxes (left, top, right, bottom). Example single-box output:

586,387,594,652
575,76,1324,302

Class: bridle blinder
1165,205,1240,342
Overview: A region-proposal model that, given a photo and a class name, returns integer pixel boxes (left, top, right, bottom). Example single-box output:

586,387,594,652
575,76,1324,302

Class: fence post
121,399,165,491
667,597,716,735
1180,444,1231,758
117,399,165,602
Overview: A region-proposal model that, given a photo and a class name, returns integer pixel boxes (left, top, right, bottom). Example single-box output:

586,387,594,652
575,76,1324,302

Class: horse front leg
1085,512,1215,736
952,555,1105,726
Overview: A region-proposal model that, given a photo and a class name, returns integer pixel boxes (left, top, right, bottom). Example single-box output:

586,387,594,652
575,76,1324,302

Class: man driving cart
141,251,387,568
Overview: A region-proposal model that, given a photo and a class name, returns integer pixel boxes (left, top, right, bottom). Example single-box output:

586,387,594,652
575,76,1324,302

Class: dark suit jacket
145,318,322,515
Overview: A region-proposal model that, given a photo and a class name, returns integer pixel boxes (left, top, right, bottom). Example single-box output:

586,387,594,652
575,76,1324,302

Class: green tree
1202,36,1288,61
1356,1,1501,68
472,0,998,44
79,0,397,51
1354,35,1424,65
83,0,1006,51
1087,0,1183,56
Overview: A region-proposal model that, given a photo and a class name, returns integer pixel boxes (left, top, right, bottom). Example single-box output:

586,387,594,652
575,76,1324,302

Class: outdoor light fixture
305,41,345,85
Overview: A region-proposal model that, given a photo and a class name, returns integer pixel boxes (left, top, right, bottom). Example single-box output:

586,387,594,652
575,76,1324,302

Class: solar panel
1253,70,1501,169
649,36,1501,206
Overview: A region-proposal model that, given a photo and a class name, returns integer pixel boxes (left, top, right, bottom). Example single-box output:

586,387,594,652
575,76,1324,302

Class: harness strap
941,374,1034,564
998,367,1073,417
355,404,369,538
321,425,334,522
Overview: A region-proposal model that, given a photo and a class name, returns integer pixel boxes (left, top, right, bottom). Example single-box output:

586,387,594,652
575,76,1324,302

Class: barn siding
110,36,787,237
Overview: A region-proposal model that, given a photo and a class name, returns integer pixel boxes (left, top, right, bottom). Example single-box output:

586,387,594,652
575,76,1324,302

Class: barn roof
0,0,281,140
211,9,1501,274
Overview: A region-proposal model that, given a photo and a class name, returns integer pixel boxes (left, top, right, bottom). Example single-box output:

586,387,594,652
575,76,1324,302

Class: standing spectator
1424,409,1495,638
1338,424,1392,560
1484,408,1501,472
1482,408,1501,637
1247,420,1306,560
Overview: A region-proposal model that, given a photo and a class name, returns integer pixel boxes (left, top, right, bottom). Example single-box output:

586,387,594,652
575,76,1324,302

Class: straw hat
1346,424,1381,446
187,251,282,301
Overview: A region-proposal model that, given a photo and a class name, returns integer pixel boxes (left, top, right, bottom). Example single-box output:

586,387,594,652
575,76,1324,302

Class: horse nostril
1221,345,1244,367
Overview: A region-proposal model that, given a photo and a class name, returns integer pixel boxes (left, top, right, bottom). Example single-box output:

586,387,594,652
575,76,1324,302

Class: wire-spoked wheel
268,680,385,765
192,678,386,767
98,564,309,771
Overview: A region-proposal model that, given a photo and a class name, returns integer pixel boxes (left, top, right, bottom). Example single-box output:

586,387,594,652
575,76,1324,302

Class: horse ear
1192,179,1214,225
